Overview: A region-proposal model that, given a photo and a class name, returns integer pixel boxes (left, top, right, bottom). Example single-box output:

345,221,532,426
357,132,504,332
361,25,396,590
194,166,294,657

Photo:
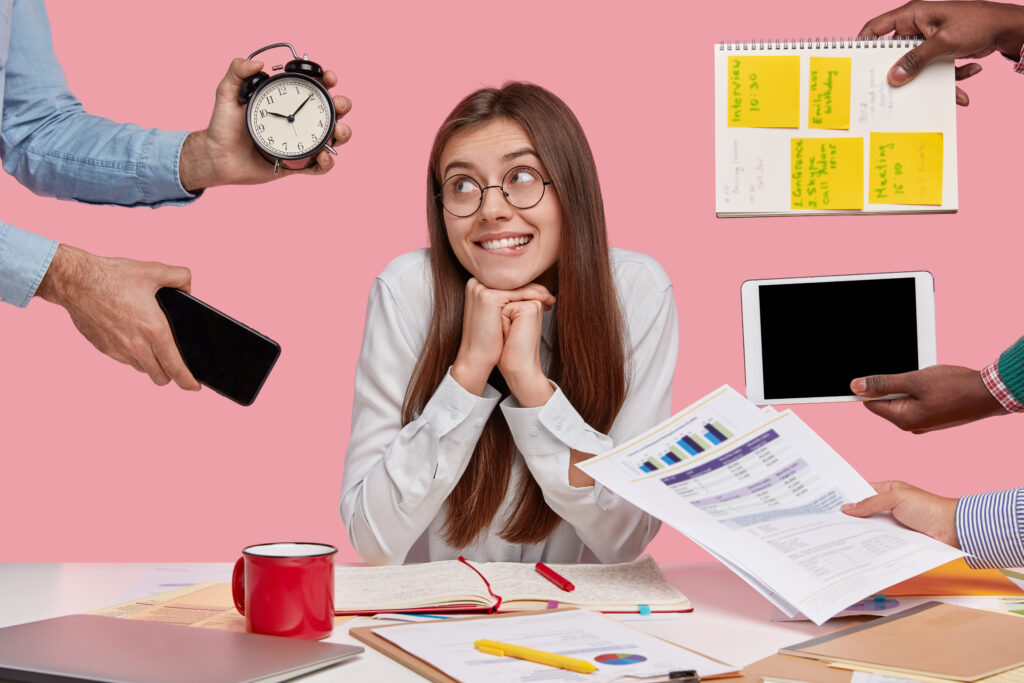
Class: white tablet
741,271,936,405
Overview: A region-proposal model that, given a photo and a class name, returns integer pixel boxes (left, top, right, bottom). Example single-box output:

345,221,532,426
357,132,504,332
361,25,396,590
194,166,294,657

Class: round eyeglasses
438,165,553,218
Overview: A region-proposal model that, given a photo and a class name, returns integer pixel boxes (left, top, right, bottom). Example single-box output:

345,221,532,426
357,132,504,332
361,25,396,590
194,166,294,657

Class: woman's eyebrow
502,147,539,162
442,148,540,178
442,160,475,177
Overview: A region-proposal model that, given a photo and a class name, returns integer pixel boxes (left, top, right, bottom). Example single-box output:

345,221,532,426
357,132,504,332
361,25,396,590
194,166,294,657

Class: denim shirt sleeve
0,0,198,307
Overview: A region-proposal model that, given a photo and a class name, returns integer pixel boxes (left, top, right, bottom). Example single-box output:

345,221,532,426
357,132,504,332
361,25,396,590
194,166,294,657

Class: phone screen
758,278,919,400
156,288,281,406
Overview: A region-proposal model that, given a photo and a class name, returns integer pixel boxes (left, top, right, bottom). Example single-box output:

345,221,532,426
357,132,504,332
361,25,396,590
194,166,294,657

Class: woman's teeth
480,236,532,251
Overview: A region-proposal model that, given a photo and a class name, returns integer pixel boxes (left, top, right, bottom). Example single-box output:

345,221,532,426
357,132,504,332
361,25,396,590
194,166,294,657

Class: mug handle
231,557,246,616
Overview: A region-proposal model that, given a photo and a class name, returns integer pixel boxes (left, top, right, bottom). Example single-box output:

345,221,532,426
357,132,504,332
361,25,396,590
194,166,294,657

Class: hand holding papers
577,386,964,624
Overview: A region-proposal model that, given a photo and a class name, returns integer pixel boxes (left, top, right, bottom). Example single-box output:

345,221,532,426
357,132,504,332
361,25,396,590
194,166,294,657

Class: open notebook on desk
333,554,691,615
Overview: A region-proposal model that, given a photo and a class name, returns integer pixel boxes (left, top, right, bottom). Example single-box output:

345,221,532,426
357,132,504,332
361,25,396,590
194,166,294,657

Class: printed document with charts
577,385,963,624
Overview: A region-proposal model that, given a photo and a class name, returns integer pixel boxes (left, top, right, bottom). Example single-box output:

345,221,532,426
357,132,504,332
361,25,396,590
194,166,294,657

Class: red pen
535,562,575,592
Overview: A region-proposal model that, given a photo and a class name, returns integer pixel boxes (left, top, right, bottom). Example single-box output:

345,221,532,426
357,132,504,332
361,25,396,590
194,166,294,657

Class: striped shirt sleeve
1016,44,1024,74
955,488,1024,568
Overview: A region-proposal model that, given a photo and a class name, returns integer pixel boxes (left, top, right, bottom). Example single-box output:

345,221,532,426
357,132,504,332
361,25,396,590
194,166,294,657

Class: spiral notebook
714,38,957,217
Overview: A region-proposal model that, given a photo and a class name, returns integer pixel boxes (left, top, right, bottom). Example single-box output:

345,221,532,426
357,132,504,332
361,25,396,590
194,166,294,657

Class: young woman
340,82,678,565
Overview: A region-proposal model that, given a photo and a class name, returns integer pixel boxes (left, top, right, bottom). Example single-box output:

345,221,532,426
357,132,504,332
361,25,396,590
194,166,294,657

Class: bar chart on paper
639,421,736,472
604,386,766,479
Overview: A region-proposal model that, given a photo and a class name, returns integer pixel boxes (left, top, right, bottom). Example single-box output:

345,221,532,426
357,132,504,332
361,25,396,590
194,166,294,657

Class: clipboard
350,608,742,683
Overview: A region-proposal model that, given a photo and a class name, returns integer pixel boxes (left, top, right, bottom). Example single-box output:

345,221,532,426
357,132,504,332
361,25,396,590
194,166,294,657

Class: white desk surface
0,561,837,680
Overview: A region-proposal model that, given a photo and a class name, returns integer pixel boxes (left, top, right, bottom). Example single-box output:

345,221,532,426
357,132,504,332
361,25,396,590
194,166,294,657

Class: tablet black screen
758,278,919,400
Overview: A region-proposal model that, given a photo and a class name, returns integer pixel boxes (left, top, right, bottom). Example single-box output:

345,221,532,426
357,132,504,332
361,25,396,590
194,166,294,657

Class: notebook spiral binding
718,36,923,50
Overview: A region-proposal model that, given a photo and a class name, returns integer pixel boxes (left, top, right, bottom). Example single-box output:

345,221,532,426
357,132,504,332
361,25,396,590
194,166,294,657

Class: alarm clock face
248,75,333,161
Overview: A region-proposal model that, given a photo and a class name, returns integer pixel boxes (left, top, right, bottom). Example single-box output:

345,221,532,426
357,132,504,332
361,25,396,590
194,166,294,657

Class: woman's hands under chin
451,278,555,397
499,298,554,407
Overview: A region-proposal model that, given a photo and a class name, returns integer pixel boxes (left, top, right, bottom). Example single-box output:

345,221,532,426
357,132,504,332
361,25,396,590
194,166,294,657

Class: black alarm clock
238,43,337,174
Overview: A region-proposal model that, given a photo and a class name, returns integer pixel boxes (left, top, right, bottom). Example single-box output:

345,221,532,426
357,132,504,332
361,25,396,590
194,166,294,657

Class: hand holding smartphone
155,288,281,406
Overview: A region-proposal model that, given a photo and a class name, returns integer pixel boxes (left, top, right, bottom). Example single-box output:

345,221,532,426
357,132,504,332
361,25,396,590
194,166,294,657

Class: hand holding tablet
741,272,937,405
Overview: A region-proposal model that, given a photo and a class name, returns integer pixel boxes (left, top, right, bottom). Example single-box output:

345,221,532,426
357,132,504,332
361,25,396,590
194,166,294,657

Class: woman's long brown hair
403,82,626,548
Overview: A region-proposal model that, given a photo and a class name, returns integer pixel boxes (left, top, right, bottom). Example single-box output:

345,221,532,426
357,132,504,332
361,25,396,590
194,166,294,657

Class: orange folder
881,558,1024,597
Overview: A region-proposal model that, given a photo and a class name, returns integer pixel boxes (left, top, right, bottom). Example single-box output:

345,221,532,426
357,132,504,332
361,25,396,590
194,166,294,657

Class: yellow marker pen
474,639,597,674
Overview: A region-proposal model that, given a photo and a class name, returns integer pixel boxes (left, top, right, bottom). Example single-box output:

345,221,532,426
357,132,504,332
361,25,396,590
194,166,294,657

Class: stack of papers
577,386,964,624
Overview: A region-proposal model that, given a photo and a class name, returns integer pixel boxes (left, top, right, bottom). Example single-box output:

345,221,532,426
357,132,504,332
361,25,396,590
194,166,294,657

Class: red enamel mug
231,542,337,640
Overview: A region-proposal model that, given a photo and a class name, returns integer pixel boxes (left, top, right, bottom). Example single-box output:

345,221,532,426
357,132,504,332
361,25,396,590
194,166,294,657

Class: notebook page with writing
334,560,493,613
714,38,957,216
333,555,691,614
475,554,691,611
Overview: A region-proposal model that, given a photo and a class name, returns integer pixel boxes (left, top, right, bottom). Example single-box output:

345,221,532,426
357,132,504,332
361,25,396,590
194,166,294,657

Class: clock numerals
248,76,333,161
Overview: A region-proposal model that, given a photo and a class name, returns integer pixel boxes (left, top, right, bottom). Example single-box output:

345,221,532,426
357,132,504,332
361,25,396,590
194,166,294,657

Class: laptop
0,614,363,683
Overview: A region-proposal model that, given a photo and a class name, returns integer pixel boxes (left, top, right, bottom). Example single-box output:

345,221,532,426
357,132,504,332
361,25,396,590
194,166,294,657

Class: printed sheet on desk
372,609,739,683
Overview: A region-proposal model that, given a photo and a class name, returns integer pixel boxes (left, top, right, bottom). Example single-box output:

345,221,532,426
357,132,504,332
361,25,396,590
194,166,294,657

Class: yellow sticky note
727,56,800,128
791,137,864,210
869,132,943,205
808,57,851,129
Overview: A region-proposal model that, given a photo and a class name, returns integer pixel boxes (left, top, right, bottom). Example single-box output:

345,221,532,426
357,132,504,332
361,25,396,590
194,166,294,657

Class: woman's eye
509,169,537,185
453,179,477,194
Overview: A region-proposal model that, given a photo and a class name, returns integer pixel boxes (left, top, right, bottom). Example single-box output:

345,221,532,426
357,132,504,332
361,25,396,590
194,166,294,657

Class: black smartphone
155,287,281,406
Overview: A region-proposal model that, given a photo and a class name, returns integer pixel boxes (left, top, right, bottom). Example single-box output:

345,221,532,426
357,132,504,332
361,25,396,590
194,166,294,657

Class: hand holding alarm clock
239,43,342,174
178,43,351,190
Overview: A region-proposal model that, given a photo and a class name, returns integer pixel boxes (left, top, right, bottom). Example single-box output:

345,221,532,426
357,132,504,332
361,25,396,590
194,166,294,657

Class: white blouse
340,248,678,565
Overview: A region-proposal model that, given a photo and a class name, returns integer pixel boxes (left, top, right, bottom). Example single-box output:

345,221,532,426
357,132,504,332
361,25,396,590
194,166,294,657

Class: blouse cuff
500,383,613,457
955,489,1024,568
420,369,501,443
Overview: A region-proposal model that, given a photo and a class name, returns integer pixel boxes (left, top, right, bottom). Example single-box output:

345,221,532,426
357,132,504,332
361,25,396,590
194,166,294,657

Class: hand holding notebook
714,37,957,217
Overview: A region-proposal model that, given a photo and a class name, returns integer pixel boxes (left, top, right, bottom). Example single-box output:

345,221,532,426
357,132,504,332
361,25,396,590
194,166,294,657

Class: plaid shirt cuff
1016,45,1024,73
982,361,1024,412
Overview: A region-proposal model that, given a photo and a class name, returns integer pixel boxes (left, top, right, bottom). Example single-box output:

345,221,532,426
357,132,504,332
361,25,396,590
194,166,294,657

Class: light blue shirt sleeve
955,488,1024,568
0,222,57,307
0,0,198,307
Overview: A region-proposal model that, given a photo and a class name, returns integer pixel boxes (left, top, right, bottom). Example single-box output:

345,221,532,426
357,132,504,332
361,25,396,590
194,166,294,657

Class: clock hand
265,111,290,120
290,95,312,118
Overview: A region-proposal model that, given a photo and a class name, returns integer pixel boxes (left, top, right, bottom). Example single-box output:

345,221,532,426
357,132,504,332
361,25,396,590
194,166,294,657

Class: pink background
1,0,1021,563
